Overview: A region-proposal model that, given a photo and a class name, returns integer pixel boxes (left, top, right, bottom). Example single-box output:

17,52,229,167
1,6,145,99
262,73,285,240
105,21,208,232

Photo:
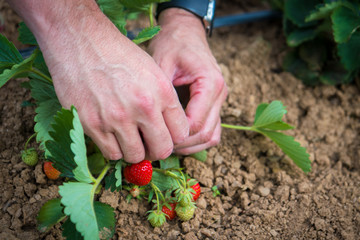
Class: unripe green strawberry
175,204,195,221
147,210,166,228
21,148,38,166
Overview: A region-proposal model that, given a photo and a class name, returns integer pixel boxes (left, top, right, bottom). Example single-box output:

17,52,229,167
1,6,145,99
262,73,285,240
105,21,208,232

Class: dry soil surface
0,1,359,240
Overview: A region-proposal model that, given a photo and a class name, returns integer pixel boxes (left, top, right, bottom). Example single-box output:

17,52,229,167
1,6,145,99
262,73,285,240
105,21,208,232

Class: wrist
157,8,206,37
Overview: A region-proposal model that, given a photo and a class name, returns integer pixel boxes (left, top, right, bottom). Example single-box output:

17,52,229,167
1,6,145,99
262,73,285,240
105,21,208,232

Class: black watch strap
156,0,216,37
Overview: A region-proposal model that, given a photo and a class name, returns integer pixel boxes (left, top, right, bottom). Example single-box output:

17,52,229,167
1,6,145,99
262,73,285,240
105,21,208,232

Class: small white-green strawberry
21,148,38,166
175,204,195,222
147,209,166,228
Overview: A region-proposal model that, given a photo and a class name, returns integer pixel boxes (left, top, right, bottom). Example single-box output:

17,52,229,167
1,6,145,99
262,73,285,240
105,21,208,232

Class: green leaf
305,2,342,22
98,0,128,35
59,182,98,240
18,22,38,45
45,108,77,178
32,50,51,78
151,171,178,192
0,34,23,73
189,150,208,162
253,101,287,127
298,41,327,71
132,26,161,45
62,202,115,240
282,50,320,85
338,31,360,72
30,77,61,149
37,198,66,233
284,0,321,27
119,0,168,11
94,202,116,240
254,103,269,123
0,48,38,88
62,218,83,240
88,153,106,175
104,170,121,192
286,27,318,47
332,5,360,43
259,130,311,173
115,161,122,187
159,154,180,169
70,106,95,183
259,121,295,131
319,61,352,85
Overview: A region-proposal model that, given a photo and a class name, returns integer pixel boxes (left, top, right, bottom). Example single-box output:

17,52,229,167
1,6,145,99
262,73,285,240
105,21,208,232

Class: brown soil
1,1,359,239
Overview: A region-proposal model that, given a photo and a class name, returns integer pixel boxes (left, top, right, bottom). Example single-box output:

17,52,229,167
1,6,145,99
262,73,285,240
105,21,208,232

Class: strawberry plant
267,0,360,85
0,0,312,239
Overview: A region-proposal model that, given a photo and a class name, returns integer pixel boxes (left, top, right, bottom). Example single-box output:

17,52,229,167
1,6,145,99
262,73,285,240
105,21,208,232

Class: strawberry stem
24,133,37,151
30,68,53,84
150,182,164,211
94,163,111,190
149,3,154,27
221,123,254,131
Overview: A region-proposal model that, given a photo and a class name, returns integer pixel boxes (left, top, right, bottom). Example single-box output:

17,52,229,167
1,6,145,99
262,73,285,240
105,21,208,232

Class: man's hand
8,0,189,163
149,8,228,155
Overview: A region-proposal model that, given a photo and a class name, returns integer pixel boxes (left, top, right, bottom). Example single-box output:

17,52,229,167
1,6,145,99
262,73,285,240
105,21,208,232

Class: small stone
258,186,270,197
270,229,278,237
214,154,224,166
298,182,312,193
196,197,207,209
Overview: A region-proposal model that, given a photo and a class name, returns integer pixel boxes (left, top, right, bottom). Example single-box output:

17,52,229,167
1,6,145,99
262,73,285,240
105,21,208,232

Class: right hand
32,6,189,163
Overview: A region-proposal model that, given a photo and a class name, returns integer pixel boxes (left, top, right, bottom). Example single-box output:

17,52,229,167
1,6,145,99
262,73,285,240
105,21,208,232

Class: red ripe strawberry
43,161,61,180
124,160,152,186
188,180,201,201
162,202,177,220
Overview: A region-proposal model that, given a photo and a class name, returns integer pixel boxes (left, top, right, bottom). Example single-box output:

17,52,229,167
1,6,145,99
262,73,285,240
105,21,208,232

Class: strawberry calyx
147,209,166,228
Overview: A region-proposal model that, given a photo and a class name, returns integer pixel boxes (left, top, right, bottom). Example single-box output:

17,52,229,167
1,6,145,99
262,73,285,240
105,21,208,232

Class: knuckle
108,107,128,123
191,121,205,134
125,150,145,164
108,151,123,160
209,136,221,146
199,130,213,143
154,146,173,160
135,93,156,114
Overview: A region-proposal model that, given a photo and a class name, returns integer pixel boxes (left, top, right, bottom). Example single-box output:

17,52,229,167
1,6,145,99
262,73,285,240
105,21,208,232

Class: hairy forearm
6,0,131,70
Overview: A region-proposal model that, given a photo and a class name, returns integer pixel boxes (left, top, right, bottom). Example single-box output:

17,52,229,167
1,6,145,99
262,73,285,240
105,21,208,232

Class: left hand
148,8,228,155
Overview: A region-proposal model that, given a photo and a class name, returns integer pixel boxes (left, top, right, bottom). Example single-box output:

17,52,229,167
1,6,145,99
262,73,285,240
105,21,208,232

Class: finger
139,112,174,161
174,89,223,149
175,120,222,155
184,75,225,135
113,123,145,164
162,85,190,144
80,112,124,160
85,130,123,160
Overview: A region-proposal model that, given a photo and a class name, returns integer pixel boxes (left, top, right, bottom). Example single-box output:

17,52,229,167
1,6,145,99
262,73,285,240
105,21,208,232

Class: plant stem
149,4,154,27
30,68,53,84
153,168,182,180
94,163,111,188
221,123,254,131
150,182,162,210
24,133,36,151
